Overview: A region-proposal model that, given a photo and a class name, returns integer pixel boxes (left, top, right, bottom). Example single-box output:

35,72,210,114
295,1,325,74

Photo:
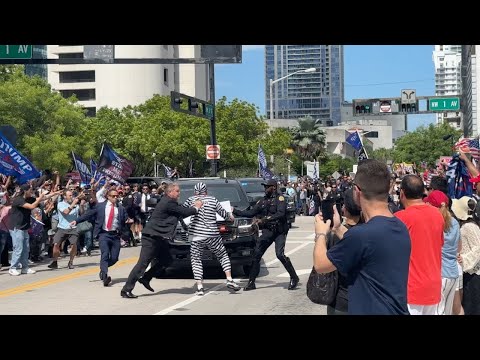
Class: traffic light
400,101,418,113
353,100,372,115
171,91,214,120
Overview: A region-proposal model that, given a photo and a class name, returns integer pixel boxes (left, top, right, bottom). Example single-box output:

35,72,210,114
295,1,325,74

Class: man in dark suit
120,183,202,298
71,188,132,286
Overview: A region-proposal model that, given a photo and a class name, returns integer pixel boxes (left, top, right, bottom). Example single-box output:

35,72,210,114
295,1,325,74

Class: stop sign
206,145,220,159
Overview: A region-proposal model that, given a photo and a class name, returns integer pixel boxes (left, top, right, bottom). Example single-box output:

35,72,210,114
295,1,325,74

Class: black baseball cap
261,179,277,187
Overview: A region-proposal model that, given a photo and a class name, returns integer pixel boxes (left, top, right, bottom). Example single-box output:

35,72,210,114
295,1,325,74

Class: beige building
47,45,210,116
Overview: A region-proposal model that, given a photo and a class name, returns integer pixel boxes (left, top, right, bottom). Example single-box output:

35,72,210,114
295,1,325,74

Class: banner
312,160,319,181
97,143,135,184
0,132,40,184
90,159,106,186
72,152,92,185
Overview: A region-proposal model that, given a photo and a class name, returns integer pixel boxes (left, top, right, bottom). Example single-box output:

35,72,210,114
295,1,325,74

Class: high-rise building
265,45,344,125
47,45,210,117
432,45,462,128
25,45,48,79
461,45,480,137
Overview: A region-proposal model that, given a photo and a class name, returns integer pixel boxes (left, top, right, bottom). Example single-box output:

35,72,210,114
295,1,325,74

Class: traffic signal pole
209,63,218,176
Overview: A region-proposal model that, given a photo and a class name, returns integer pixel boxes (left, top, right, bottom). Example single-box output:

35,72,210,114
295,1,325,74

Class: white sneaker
21,268,36,274
9,268,21,276
81,247,87,254
196,288,205,296
226,280,241,292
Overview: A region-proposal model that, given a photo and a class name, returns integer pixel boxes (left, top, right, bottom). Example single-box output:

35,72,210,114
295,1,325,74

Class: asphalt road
0,216,327,315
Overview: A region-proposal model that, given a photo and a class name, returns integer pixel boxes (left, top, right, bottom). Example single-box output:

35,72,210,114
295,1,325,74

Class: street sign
206,145,220,160
401,89,416,104
205,104,214,120
0,45,32,59
429,97,460,111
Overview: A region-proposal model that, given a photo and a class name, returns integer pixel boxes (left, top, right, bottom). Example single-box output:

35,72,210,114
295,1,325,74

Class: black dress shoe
243,281,256,291
121,290,138,299
288,276,299,290
103,275,112,287
138,277,154,292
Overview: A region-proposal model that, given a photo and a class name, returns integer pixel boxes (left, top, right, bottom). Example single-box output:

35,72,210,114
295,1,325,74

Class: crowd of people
312,154,480,315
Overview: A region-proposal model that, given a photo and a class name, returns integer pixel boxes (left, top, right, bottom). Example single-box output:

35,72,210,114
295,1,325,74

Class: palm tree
290,116,327,160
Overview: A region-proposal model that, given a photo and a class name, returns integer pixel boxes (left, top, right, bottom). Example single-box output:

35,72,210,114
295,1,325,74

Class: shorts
456,262,463,291
53,228,79,245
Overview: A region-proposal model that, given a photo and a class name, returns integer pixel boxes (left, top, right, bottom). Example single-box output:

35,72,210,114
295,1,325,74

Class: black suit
76,201,128,278
122,195,198,293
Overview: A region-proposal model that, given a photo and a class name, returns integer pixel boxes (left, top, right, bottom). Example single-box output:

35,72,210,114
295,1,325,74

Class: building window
164,68,168,85
84,107,96,117
59,71,95,83
59,89,96,101
364,131,379,138
58,53,83,59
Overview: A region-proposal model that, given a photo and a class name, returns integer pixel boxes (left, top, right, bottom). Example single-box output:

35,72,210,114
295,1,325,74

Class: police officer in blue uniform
233,179,299,291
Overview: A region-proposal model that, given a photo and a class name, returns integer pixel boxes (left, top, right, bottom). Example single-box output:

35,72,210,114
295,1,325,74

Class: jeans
9,228,30,270
83,229,93,251
0,230,8,260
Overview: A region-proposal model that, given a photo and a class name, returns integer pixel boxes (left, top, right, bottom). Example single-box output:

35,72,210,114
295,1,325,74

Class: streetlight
269,67,317,126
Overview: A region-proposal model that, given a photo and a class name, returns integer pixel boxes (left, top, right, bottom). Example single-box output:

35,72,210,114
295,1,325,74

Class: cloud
242,45,264,51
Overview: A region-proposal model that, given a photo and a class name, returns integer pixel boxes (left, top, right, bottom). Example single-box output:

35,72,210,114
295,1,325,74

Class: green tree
0,66,94,173
393,123,462,166
370,148,396,163
290,116,326,160
319,155,356,179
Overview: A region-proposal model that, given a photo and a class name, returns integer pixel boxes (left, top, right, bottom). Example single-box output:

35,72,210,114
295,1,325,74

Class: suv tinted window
238,179,264,193
177,180,248,208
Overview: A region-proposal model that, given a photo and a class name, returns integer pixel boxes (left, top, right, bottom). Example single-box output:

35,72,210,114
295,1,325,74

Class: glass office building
25,45,48,80
265,45,344,125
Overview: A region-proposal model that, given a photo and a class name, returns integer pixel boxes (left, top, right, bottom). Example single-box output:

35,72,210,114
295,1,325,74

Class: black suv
237,177,296,227
166,178,259,276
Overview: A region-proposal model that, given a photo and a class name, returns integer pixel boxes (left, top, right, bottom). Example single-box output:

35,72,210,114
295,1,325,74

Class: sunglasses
109,194,119,198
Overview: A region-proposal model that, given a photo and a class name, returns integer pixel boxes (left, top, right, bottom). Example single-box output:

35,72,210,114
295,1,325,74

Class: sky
215,45,436,131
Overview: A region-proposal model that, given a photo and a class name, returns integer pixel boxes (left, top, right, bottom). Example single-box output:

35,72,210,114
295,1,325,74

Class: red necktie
106,204,115,231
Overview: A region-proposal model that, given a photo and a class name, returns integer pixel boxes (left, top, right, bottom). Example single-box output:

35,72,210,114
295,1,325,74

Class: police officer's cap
261,179,277,187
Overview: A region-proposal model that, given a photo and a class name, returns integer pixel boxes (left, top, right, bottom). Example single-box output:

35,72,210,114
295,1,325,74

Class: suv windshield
178,183,246,208
239,180,264,193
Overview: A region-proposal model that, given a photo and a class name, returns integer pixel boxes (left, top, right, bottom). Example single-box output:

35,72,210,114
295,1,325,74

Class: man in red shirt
395,174,445,315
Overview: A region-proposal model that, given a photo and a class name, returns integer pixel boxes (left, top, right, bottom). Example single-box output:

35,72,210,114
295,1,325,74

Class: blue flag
97,143,135,184
90,159,106,186
72,152,92,185
346,131,362,151
0,132,40,184
258,145,276,180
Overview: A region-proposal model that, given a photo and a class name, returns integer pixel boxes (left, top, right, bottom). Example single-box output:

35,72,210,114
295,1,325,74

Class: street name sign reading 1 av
206,145,220,160
429,97,460,111
0,45,32,59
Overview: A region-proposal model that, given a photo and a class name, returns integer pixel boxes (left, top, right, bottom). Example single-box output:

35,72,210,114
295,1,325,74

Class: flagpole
258,143,261,178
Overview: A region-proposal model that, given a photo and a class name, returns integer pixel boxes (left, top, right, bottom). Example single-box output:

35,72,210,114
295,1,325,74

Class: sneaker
81,247,87,254
8,268,21,276
21,268,36,274
226,280,241,292
196,288,205,296
48,261,58,269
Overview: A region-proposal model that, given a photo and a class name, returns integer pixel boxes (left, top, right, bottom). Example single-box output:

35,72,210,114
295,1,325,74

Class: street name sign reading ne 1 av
0,45,32,59
429,97,460,111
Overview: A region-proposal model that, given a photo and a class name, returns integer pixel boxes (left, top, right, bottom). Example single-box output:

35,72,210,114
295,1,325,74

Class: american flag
455,138,480,159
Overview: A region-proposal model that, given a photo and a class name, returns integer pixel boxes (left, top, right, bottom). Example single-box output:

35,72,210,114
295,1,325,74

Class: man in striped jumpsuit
183,182,241,295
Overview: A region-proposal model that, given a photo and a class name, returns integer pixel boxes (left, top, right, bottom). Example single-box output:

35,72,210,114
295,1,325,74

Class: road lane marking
154,242,311,315
0,257,139,298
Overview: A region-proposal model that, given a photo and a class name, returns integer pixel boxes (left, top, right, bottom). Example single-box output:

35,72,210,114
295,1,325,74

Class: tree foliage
0,65,94,173
393,123,462,166
290,116,326,160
